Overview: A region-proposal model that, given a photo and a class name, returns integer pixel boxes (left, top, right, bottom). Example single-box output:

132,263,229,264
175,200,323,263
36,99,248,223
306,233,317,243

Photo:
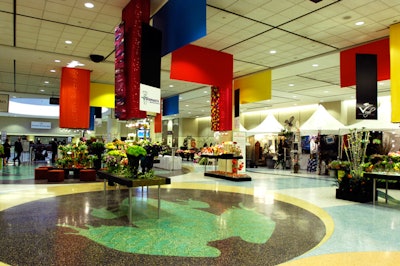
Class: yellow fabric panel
233,70,271,104
90,83,115,108
390,24,400,122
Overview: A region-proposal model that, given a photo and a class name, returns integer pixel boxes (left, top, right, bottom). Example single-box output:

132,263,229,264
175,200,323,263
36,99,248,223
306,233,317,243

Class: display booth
300,105,345,174
246,114,283,168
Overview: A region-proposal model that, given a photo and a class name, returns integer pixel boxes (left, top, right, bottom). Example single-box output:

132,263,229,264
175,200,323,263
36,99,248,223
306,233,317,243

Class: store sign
31,121,52,129
140,83,160,113
0,94,9,112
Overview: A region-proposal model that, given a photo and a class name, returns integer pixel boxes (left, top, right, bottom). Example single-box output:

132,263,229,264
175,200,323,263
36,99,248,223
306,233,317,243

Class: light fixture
269,50,277,54
84,2,94,8
54,59,61,63
65,40,72,44
312,63,319,67
289,84,294,87
50,69,56,73
355,21,364,26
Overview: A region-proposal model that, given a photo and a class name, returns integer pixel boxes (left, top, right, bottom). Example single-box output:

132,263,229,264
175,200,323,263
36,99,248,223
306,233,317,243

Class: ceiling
0,0,398,120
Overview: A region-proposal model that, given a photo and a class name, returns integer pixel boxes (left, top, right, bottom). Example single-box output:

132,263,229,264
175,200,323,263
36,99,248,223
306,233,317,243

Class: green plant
126,145,147,157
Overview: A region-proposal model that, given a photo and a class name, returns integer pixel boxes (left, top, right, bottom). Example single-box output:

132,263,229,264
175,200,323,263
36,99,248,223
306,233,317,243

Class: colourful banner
59,67,91,129
340,38,389,87
114,21,126,119
171,44,233,131
390,24,400,122
153,0,206,56
120,0,150,120
356,54,377,120
90,83,115,108
233,70,271,103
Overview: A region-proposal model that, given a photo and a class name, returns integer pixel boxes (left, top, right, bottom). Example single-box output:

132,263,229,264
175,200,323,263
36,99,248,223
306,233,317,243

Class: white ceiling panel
0,0,397,119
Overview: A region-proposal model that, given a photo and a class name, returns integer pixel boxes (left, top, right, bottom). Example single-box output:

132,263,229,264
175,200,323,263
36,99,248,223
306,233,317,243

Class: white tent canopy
300,105,345,135
247,113,284,135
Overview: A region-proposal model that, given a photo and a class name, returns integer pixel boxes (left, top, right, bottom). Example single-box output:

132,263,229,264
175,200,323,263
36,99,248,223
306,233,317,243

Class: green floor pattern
61,197,276,257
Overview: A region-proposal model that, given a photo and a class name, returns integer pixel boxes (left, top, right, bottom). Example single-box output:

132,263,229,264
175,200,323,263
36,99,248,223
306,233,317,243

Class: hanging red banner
120,0,150,120
59,67,91,129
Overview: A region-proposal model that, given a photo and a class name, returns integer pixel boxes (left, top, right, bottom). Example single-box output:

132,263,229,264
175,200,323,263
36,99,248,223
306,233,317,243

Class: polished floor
0,162,400,265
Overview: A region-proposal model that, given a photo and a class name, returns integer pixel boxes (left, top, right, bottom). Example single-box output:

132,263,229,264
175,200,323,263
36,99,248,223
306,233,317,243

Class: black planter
335,188,374,203
127,154,142,177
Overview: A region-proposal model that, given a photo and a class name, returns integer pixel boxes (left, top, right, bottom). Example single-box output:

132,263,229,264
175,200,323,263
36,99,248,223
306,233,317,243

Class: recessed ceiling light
169,84,174,88
185,104,189,107
50,69,56,73
44,81,49,84
269,50,277,54
289,84,294,87
293,95,297,98
204,91,207,93
312,64,319,67
65,40,72,44
54,59,61,63
324,90,329,93
40,89,45,92
84,2,94,8
355,21,364,26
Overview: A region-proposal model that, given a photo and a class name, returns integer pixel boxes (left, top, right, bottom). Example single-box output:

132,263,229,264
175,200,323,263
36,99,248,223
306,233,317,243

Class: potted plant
126,145,147,177
336,128,373,202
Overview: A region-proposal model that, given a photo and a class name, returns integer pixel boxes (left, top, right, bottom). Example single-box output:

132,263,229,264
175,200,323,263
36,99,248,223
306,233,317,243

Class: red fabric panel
340,38,390,87
171,44,233,131
59,67,91,129
121,0,150,120
154,112,162,133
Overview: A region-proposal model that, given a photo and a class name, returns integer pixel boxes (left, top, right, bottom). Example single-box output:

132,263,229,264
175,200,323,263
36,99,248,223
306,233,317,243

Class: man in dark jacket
13,137,23,166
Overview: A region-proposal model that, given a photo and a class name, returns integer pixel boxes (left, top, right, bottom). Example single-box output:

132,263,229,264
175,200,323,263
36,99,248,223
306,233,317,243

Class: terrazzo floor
0,162,400,265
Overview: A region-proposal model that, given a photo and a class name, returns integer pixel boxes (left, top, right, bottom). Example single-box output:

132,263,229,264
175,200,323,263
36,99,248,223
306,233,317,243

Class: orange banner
59,67,91,128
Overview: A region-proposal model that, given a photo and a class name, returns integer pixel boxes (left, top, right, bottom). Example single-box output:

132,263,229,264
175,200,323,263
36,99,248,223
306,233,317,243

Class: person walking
51,138,58,164
3,138,11,165
13,137,23,166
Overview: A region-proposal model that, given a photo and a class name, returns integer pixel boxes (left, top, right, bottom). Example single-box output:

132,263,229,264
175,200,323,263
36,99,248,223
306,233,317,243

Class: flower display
101,139,158,179
211,86,220,131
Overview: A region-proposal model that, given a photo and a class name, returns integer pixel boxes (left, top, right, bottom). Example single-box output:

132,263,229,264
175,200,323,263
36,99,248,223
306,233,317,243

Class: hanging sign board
0,94,9,112
139,83,161,113
31,121,52,129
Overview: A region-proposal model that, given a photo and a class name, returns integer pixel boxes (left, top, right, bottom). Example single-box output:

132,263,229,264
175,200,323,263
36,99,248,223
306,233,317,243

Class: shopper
3,138,11,165
13,137,23,166
51,138,58,164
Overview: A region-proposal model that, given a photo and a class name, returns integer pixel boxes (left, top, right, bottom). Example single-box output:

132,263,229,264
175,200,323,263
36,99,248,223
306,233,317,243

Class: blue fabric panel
89,107,95,130
163,95,179,115
153,0,206,56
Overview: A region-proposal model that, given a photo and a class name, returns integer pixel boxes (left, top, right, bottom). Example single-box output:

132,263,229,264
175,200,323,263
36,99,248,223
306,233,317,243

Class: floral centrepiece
102,139,158,179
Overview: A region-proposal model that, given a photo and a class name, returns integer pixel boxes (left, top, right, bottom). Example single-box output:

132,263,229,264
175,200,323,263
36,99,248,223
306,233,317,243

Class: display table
200,154,251,181
97,171,171,223
364,172,400,205
156,155,182,170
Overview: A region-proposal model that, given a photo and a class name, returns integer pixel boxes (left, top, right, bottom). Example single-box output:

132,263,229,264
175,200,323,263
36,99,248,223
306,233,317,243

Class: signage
49,97,59,105
0,94,9,112
31,121,52,129
140,83,161,113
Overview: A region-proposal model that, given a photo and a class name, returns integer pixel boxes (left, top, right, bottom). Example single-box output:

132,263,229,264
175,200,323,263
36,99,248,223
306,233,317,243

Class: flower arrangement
101,139,159,179
232,159,244,174
336,128,372,202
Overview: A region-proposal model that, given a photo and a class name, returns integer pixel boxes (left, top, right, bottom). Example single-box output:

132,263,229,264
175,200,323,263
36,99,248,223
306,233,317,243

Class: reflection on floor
0,162,400,266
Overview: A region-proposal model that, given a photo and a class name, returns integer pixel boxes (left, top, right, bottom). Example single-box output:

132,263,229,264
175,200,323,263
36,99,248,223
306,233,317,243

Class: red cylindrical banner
121,0,150,120
59,67,91,129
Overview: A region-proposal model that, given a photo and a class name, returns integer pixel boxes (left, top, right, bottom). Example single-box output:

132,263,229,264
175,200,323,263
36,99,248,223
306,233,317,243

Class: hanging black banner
356,54,377,119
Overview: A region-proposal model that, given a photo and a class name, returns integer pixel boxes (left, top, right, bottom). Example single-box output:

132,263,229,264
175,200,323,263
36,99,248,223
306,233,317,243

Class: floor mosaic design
0,188,326,266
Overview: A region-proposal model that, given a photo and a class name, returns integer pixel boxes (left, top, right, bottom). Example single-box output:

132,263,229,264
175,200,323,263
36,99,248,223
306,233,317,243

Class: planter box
335,188,374,203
